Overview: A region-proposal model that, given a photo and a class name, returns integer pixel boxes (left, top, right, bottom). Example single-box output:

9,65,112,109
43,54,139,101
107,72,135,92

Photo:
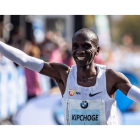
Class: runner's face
72,33,99,66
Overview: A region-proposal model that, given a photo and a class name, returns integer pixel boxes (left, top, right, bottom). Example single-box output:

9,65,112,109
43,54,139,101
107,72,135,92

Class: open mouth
77,57,85,60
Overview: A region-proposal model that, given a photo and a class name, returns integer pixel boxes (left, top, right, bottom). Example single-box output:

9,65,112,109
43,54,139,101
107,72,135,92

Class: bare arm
106,69,140,104
0,41,70,81
107,69,132,95
40,62,70,80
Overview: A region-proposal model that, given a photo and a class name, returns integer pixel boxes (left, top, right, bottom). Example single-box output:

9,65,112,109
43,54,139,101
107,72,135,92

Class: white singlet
62,64,118,125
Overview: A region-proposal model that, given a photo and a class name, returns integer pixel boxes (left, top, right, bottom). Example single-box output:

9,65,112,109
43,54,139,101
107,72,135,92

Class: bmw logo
80,101,88,109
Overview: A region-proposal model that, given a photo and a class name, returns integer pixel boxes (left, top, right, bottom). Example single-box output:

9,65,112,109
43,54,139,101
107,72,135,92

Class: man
0,28,140,125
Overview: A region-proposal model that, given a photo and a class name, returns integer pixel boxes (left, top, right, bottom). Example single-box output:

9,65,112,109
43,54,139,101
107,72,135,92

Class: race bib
70,109,100,125
66,99,106,125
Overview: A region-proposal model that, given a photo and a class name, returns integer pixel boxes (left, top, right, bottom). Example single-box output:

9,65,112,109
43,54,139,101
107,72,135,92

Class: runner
0,28,140,125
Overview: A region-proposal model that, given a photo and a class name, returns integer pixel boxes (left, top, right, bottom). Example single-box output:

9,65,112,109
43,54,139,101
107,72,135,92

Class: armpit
55,78,63,83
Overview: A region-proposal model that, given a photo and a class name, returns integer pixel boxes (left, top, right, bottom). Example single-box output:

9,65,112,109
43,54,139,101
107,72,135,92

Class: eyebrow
72,42,77,45
91,40,98,46
72,41,95,46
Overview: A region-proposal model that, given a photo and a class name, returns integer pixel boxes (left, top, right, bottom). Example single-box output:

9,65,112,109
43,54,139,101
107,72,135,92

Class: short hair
72,28,99,46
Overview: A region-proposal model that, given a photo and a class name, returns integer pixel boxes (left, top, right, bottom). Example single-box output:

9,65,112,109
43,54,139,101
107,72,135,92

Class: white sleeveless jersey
62,64,118,125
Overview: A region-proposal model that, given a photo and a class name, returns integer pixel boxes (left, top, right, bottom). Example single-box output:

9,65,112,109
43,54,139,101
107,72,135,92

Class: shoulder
106,69,130,84
49,62,70,71
43,62,71,73
41,62,71,80
106,69,118,77
95,63,127,81
50,62,71,78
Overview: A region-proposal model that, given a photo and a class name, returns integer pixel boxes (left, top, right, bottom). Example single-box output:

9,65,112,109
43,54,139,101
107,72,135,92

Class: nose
77,47,85,54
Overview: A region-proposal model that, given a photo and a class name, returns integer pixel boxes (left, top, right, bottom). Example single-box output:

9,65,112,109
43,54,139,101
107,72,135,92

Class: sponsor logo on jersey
76,92,81,95
69,89,75,96
89,92,102,97
80,101,88,109
71,114,99,121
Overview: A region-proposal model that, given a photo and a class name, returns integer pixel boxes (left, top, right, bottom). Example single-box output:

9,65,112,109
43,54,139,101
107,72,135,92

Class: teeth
77,57,85,60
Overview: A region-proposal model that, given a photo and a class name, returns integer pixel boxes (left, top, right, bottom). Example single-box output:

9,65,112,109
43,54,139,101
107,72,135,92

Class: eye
73,44,78,49
84,43,91,49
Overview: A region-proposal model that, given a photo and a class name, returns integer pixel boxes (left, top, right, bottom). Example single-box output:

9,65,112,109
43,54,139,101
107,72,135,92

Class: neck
77,62,97,78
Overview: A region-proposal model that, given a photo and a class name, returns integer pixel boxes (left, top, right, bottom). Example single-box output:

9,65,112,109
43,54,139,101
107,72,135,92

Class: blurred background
0,15,140,125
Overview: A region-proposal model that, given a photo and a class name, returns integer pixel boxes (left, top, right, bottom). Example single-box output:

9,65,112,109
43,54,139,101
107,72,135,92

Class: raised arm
40,62,70,80
108,69,140,104
0,41,70,80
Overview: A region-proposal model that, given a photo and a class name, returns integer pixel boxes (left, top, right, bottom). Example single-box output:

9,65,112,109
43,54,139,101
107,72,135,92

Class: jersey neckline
74,64,101,89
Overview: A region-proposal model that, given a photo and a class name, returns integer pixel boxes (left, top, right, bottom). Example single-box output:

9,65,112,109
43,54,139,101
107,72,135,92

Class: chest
77,76,97,87
66,76,104,101
64,71,116,100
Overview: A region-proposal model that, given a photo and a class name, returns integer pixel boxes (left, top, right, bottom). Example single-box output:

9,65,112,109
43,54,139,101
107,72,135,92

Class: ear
95,46,100,55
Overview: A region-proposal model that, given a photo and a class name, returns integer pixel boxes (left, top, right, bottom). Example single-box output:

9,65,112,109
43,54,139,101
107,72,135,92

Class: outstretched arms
0,41,70,80
0,41,44,72
108,69,140,104
111,70,132,95
40,62,70,80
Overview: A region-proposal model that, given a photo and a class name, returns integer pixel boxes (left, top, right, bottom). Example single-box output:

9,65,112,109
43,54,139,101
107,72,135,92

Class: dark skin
40,28,132,99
